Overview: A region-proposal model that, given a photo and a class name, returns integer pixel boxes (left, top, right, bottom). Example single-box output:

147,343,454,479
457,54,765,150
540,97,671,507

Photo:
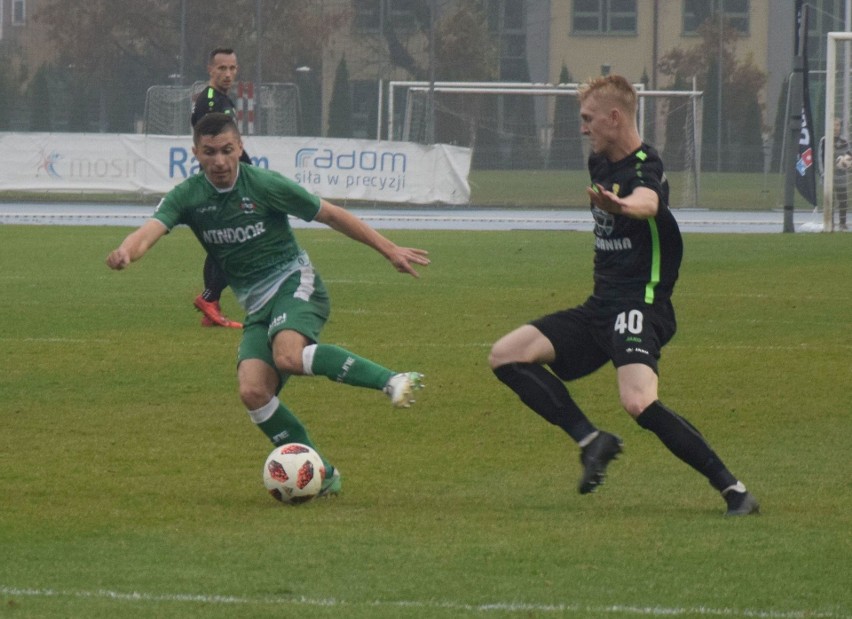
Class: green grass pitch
0,224,849,619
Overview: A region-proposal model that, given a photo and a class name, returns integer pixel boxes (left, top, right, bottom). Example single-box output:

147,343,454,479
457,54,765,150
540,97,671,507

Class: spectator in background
819,117,849,231
189,48,251,328
831,118,850,231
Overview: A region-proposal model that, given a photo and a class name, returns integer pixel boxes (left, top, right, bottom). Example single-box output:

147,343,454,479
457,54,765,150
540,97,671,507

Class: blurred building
1,0,849,158
325,1,794,138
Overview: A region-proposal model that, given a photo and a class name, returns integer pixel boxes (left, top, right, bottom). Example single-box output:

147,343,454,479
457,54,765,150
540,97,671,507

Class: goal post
823,31,852,232
143,81,300,136
394,82,702,208
143,82,205,135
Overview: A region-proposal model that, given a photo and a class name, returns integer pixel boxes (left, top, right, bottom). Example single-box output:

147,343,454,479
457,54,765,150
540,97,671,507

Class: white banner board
0,133,472,205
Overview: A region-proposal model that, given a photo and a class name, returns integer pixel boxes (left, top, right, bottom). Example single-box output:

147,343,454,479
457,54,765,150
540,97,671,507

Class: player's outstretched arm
106,219,168,270
314,200,430,278
586,184,659,219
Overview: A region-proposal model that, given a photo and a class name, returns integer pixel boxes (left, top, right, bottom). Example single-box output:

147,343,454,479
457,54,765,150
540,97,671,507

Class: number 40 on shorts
614,309,644,335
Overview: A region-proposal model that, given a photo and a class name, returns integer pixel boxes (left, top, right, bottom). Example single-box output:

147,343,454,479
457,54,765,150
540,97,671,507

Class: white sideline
0,586,847,618
0,203,828,233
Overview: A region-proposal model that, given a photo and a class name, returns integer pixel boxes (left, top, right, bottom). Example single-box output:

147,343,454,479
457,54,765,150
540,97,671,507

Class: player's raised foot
722,486,760,516
384,372,424,408
200,313,243,328
218,315,243,329
194,295,243,328
578,431,623,494
317,466,341,498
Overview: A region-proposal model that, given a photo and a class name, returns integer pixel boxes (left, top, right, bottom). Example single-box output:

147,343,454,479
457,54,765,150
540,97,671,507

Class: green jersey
153,163,322,313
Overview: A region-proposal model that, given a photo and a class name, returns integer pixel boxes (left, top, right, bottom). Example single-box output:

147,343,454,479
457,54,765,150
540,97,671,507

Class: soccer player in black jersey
189,48,249,329
489,75,758,516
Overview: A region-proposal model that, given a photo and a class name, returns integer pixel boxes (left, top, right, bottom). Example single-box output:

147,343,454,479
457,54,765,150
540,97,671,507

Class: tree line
1,1,770,172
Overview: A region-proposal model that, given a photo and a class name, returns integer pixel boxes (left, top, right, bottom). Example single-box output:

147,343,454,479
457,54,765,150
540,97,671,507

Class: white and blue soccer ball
263,443,325,504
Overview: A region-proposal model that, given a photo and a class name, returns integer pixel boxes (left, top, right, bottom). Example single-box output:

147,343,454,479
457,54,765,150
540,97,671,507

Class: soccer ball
262,443,326,504
836,154,852,170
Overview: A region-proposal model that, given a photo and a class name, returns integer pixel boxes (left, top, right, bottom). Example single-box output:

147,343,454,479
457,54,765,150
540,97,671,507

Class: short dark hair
208,47,235,62
193,112,239,145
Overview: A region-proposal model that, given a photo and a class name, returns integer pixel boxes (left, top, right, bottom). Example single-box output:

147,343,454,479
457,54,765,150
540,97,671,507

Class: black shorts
531,296,677,381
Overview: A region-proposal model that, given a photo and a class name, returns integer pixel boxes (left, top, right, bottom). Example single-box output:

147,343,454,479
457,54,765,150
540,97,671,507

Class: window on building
387,0,420,32
486,0,528,80
683,0,749,35
502,0,524,30
12,0,26,25
572,0,637,35
351,80,377,139
354,0,381,32
353,0,421,33
487,0,526,33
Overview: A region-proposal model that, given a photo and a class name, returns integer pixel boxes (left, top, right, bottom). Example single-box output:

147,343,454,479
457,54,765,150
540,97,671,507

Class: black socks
636,400,737,492
493,362,597,443
202,254,228,302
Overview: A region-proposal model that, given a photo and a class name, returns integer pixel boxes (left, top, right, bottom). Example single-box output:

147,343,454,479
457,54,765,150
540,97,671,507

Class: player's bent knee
489,326,552,369
621,395,655,419
239,382,273,410
488,337,517,369
273,351,304,375
487,346,506,370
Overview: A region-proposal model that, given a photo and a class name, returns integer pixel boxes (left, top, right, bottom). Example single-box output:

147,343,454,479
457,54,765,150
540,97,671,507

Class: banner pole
784,54,804,233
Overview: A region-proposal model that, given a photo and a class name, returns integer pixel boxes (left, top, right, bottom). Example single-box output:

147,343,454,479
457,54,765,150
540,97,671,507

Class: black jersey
191,86,238,127
191,86,252,164
587,144,683,305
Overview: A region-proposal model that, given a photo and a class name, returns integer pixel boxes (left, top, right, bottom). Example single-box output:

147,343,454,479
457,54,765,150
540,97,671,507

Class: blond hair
577,75,638,117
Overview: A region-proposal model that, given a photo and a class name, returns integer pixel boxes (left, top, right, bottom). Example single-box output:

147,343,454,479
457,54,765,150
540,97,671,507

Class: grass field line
1,337,844,353
671,343,852,351
0,337,112,344
0,585,846,618
338,340,849,352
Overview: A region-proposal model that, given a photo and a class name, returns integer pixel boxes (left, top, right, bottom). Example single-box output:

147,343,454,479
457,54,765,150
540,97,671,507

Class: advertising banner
794,1,818,207
0,133,472,205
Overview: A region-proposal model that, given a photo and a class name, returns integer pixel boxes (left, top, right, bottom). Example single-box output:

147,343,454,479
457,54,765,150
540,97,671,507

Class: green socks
248,396,332,472
247,342,394,476
302,343,393,390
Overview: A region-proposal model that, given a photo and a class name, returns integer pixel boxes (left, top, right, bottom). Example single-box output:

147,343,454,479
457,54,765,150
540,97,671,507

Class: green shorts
237,270,330,373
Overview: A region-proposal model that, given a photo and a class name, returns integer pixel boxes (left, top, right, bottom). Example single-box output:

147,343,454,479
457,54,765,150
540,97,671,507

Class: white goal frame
823,31,852,232
383,81,612,142
387,81,702,208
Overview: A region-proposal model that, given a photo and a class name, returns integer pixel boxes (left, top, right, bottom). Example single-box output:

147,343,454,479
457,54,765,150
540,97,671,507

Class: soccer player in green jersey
107,113,429,497
489,75,758,516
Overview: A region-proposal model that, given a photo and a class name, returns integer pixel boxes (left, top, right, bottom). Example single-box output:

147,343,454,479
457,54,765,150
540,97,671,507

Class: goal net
143,81,300,136
397,83,702,209
253,83,301,136
822,31,852,231
143,82,205,135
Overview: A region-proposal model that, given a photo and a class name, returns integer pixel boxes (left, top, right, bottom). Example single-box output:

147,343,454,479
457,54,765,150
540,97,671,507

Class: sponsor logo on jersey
593,206,632,251
595,236,633,251
239,197,256,214
201,221,266,245
593,207,615,236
